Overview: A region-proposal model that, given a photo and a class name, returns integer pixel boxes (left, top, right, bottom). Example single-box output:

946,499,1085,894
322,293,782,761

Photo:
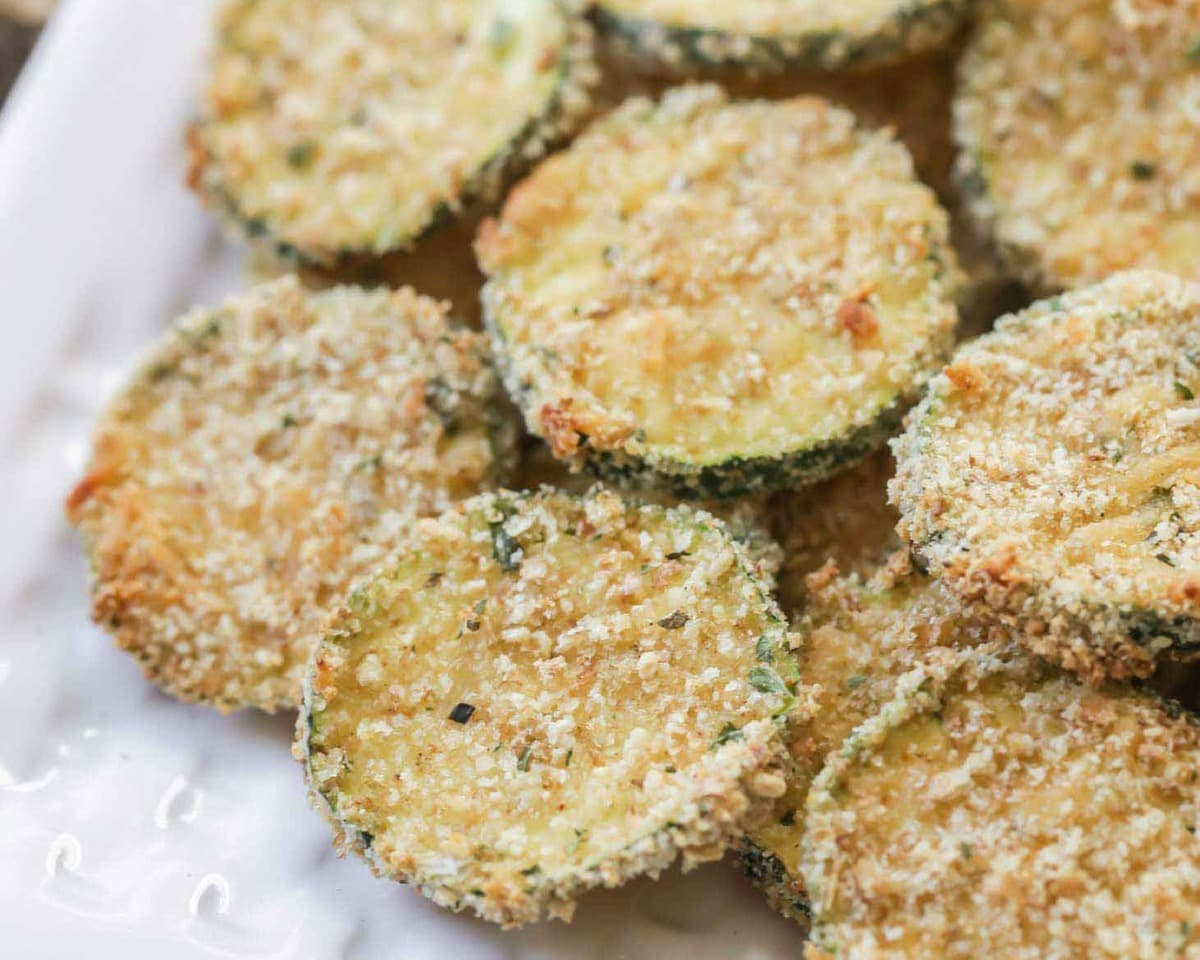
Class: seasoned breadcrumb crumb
297,487,812,927
955,0,1200,291
804,645,1200,959
190,0,596,265
478,85,960,498
66,278,517,712
893,271,1200,681
593,0,970,73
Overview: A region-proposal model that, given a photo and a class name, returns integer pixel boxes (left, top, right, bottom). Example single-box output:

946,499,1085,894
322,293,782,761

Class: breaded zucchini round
955,0,1200,291
893,271,1200,681
803,647,1200,959
478,85,961,499
66,278,517,712
189,0,594,265
593,0,970,73
738,556,987,926
767,448,900,617
297,487,806,927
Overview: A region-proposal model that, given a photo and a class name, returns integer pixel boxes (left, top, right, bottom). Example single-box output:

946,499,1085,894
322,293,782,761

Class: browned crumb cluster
955,0,1200,291
298,487,809,927
190,0,596,264
893,271,1200,681
804,646,1200,959
478,84,960,496
67,278,517,712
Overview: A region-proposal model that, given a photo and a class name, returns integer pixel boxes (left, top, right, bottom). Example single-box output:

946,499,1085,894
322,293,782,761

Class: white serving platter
0,2,804,956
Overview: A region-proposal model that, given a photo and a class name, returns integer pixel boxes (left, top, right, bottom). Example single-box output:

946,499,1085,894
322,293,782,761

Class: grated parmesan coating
478,85,961,499
739,554,990,927
296,487,811,927
767,448,900,617
892,271,1200,681
189,0,596,265
66,278,518,712
803,646,1200,959
592,0,970,73
955,0,1200,291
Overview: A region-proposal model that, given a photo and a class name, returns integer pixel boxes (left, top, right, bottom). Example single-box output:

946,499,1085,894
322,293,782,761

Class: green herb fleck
711,723,744,749
657,611,688,630
517,745,533,772
1157,553,1177,567
959,842,973,860
425,571,444,588
1188,39,1200,64
748,666,789,696
846,674,868,690
357,453,383,472
665,550,690,561
448,702,476,724
281,413,298,429
755,635,774,663
490,18,516,58
1130,161,1157,181
490,521,521,572
564,748,573,767
474,598,488,615
1175,381,1195,401
286,141,317,169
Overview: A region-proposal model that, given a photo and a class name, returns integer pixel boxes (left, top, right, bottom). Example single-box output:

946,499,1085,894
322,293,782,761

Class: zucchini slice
189,0,595,266
803,647,1200,958
893,271,1200,682
738,556,987,928
767,448,900,617
592,0,970,73
297,487,805,927
65,278,518,713
478,85,961,499
954,0,1200,291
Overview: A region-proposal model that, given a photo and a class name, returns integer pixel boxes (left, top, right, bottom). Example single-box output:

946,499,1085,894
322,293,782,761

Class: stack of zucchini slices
65,0,1200,948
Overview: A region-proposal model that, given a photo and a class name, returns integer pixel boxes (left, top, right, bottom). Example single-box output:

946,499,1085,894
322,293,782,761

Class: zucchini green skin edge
735,839,812,930
195,4,593,269
484,298,954,501
592,0,971,73
295,489,804,925
899,396,1200,676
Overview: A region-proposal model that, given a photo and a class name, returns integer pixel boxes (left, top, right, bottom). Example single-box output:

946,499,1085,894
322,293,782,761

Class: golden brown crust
297,487,809,926
804,646,1200,958
67,278,517,712
893,271,1200,681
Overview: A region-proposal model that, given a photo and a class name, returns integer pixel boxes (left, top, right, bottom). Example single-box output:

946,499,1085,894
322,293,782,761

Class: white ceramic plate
0,2,803,956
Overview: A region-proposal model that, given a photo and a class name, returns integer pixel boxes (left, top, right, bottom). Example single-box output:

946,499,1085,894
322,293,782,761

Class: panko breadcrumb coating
478,85,960,499
804,645,1200,959
892,271,1200,682
955,0,1200,291
593,0,970,73
739,555,989,926
297,487,810,927
189,0,595,265
66,278,517,712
